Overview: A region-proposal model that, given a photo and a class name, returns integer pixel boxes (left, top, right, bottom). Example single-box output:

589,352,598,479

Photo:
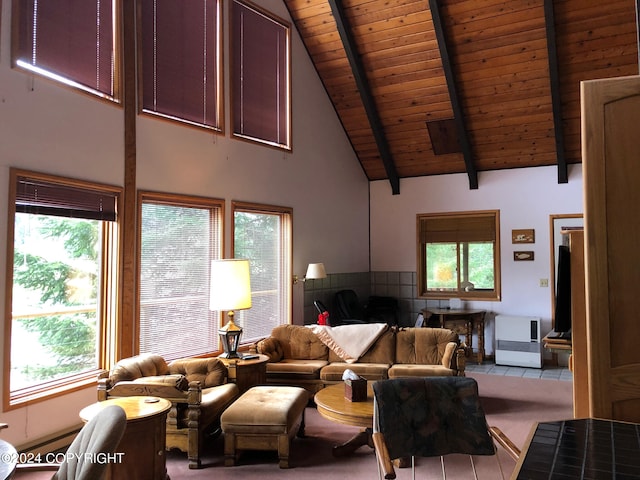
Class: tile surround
304,270,439,326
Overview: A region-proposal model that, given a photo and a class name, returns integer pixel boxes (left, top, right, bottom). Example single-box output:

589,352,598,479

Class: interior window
417,211,501,301
138,192,224,359
231,0,291,149
12,0,120,101
5,169,121,409
232,202,292,343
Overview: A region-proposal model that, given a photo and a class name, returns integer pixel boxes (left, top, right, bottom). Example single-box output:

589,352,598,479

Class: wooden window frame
231,0,291,150
3,169,122,411
138,0,223,131
231,201,292,345
137,191,225,359
11,0,122,103
416,210,501,301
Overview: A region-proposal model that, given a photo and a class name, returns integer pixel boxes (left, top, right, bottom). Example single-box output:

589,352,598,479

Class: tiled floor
466,361,573,382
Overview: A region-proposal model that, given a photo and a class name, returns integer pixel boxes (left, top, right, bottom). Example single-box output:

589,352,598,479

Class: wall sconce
209,259,252,358
293,262,327,284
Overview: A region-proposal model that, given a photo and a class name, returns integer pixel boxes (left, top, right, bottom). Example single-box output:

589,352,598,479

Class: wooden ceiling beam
429,0,478,190
327,0,401,194
544,0,568,184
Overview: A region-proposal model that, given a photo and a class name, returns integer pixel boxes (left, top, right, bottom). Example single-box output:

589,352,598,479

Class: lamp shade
209,259,252,312
305,263,327,280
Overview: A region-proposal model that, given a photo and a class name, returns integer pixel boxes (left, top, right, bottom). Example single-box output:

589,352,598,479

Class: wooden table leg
332,428,373,457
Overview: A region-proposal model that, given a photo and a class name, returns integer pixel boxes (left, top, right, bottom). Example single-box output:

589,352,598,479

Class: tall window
138,192,224,360
5,169,121,409
139,0,222,130
232,202,292,343
417,211,501,301
12,0,120,101
232,0,291,149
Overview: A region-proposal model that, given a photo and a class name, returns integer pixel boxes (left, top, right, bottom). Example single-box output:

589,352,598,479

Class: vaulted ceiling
283,0,639,193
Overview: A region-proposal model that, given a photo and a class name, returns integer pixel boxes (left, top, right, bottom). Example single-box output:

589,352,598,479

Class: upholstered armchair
97,353,240,469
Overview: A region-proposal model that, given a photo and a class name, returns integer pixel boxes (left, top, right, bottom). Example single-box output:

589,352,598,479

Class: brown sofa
255,325,465,394
97,353,240,469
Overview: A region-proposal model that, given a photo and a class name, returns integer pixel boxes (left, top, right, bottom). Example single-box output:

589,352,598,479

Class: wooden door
581,75,640,422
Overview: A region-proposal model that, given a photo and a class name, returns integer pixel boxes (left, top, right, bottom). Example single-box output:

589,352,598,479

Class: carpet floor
166,373,574,479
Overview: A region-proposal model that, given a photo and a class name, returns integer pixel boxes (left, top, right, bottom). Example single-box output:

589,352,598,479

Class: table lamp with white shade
209,259,252,359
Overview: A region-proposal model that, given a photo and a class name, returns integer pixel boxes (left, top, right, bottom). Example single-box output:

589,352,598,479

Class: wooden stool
221,386,308,468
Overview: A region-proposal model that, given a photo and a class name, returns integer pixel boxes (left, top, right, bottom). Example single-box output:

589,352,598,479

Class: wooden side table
217,354,269,393
422,308,486,364
80,396,171,480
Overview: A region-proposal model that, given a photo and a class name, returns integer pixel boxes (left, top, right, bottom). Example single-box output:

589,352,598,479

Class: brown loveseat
97,353,240,469
255,325,465,394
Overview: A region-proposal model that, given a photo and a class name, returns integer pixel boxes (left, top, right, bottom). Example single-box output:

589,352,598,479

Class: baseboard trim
17,423,83,454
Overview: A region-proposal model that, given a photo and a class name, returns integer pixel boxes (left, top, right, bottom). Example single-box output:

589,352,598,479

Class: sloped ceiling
284,0,639,193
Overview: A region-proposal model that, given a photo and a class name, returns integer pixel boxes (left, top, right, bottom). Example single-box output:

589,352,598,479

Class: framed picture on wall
512,229,535,243
514,251,535,261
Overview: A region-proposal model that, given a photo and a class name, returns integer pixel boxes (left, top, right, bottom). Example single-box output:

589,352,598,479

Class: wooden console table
421,308,486,364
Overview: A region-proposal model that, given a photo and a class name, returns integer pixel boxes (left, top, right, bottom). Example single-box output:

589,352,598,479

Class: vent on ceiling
426,118,461,155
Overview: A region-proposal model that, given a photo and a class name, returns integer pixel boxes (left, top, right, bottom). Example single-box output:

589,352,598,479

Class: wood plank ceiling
284,0,639,192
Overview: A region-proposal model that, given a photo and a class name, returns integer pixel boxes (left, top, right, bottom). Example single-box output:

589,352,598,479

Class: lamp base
218,351,245,359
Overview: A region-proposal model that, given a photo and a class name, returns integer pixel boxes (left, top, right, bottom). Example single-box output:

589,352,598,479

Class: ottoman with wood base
221,385,308,468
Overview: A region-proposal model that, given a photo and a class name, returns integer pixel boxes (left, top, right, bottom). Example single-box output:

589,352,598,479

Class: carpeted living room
7,0,640,478
163,371,573,479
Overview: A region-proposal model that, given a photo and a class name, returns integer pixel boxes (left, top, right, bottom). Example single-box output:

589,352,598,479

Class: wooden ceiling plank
429,0,478,189
327,0,400,194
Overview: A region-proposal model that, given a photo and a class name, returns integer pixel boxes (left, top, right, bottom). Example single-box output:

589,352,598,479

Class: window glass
140,0,222,129
232,203,292,342
13,0,119,100
138,193,223,360
232,0,291,148
11,214,101,390
418,211,500,300
5,170,121,408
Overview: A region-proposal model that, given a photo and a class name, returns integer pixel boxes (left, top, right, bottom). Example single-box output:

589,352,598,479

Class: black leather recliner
333,289,398,326
313,299,364,326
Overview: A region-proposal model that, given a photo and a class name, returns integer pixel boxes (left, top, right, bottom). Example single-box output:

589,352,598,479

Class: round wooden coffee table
314,382,375,456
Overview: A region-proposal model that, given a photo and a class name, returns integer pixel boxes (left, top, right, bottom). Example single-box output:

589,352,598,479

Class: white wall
370,164,584,349
0,0,369,447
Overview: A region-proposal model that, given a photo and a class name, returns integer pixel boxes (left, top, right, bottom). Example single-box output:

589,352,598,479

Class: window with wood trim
231,0,291,149
138,192,224,360
232,202,292,344
139,0,222,130
4,169,121,409
417,211,501,301
12,0,120,101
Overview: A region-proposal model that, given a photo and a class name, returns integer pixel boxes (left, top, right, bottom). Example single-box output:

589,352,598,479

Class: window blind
138,198,223,360
140,0,221,129
232,0,290,147
14,0,116,98
419,214,496,243
233,205,292,343
15,176,118,221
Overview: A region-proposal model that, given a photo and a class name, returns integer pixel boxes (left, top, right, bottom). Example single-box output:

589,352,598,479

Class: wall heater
495,315,542,368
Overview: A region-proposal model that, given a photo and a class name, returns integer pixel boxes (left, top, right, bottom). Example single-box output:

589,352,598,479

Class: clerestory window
12,0,120,102
231,0,291,149
139,0,223,130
